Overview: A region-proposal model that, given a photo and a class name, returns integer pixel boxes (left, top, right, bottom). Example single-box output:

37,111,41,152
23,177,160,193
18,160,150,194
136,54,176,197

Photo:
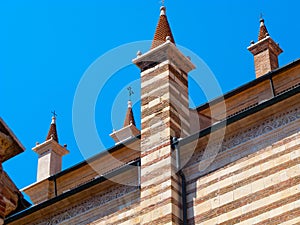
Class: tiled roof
151,6,175,49
258,18,269,41
123,101,136,127
46,116,58,143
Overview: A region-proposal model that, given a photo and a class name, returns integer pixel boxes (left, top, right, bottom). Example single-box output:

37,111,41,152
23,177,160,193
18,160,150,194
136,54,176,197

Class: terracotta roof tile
123,101,136,127
258,18,269,41
151,6,175,49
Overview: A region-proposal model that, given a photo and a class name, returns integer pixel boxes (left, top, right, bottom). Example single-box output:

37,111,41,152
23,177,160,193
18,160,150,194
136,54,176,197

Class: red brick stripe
142,152,173,168
191,175,300,224
141,175,181,192
142,213,182,225
186,139,300,188
141,140,171,157
255,206,300,225
187,145,300,205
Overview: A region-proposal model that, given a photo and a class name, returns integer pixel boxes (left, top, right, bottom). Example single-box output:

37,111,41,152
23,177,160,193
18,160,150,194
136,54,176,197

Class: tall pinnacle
248,16,283,78
46,114,58,143
151,6,175,49
258,18,269,41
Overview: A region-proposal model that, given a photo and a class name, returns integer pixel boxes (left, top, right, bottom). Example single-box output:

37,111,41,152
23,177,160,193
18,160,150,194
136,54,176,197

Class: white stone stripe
188,147,300,203
141,162,174,187
140,59,187,78
141,83,169,99
138,202,178,223
170,117,190,135
170,82,189,103
187,163,300,220
141,93,169,111
141,117,170,134
142,178,181,197
170,108,190,127
141,103,190,126
141,106,170,124
141,147,171,166
186,132,300,193
141,69,187,96
141,99,190,122
141,114,190,136
141,188,181,212
140,60,170,77
279,216,300,225
141,70,169,88
169,75,188,94
236,193,299,225
191,130,300,186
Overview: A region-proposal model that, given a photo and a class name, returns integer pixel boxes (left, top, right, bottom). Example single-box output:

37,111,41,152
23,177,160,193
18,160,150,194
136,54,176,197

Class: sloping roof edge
196,58,300,111
5,159,140,223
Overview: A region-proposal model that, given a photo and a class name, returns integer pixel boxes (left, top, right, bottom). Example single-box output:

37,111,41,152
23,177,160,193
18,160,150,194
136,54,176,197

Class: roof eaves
181,83,300,147
5,159,140,223
47,134,141,180
195,58,300,111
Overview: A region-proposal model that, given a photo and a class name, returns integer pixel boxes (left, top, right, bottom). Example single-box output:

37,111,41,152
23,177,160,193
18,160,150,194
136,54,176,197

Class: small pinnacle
63,144,67,148
160,6,166,16
166,36,171,41
128,100,132,108
51,116,56,124
46,113,59,142
250,40,255,45
137,50,142,56
187,56,191,61
260,12,264,21
151,4,175,49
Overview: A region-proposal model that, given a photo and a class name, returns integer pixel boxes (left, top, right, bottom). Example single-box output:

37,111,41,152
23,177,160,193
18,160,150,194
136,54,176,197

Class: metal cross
127,87,134,100
260,13,264,20
51,110,57,118
160,0,165,6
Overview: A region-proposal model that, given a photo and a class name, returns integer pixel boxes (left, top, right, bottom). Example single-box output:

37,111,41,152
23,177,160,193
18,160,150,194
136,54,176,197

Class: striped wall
184,102,300,224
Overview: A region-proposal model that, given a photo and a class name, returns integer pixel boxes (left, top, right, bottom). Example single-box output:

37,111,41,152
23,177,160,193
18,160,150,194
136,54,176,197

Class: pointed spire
123,100,136,127
110,100,140,145
31,112,69,184
46,113,58,143
151,6,175,49
258,17,269,41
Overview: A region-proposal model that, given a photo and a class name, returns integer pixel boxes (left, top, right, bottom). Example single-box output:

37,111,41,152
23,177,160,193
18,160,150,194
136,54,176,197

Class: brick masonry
138,48,193,224
183,94,300,225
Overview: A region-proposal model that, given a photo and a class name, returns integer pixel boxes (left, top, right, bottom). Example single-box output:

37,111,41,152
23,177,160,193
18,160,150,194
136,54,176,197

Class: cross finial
161,0,165,6
260,13,264,21
51,110,57,118
127,87,134,101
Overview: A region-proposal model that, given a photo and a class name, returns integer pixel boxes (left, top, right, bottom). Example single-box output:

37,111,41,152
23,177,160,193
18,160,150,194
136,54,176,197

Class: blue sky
1,1,299,201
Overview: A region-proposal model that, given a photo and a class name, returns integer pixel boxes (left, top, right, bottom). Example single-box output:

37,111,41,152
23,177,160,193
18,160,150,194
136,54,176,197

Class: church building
2,5,300,225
